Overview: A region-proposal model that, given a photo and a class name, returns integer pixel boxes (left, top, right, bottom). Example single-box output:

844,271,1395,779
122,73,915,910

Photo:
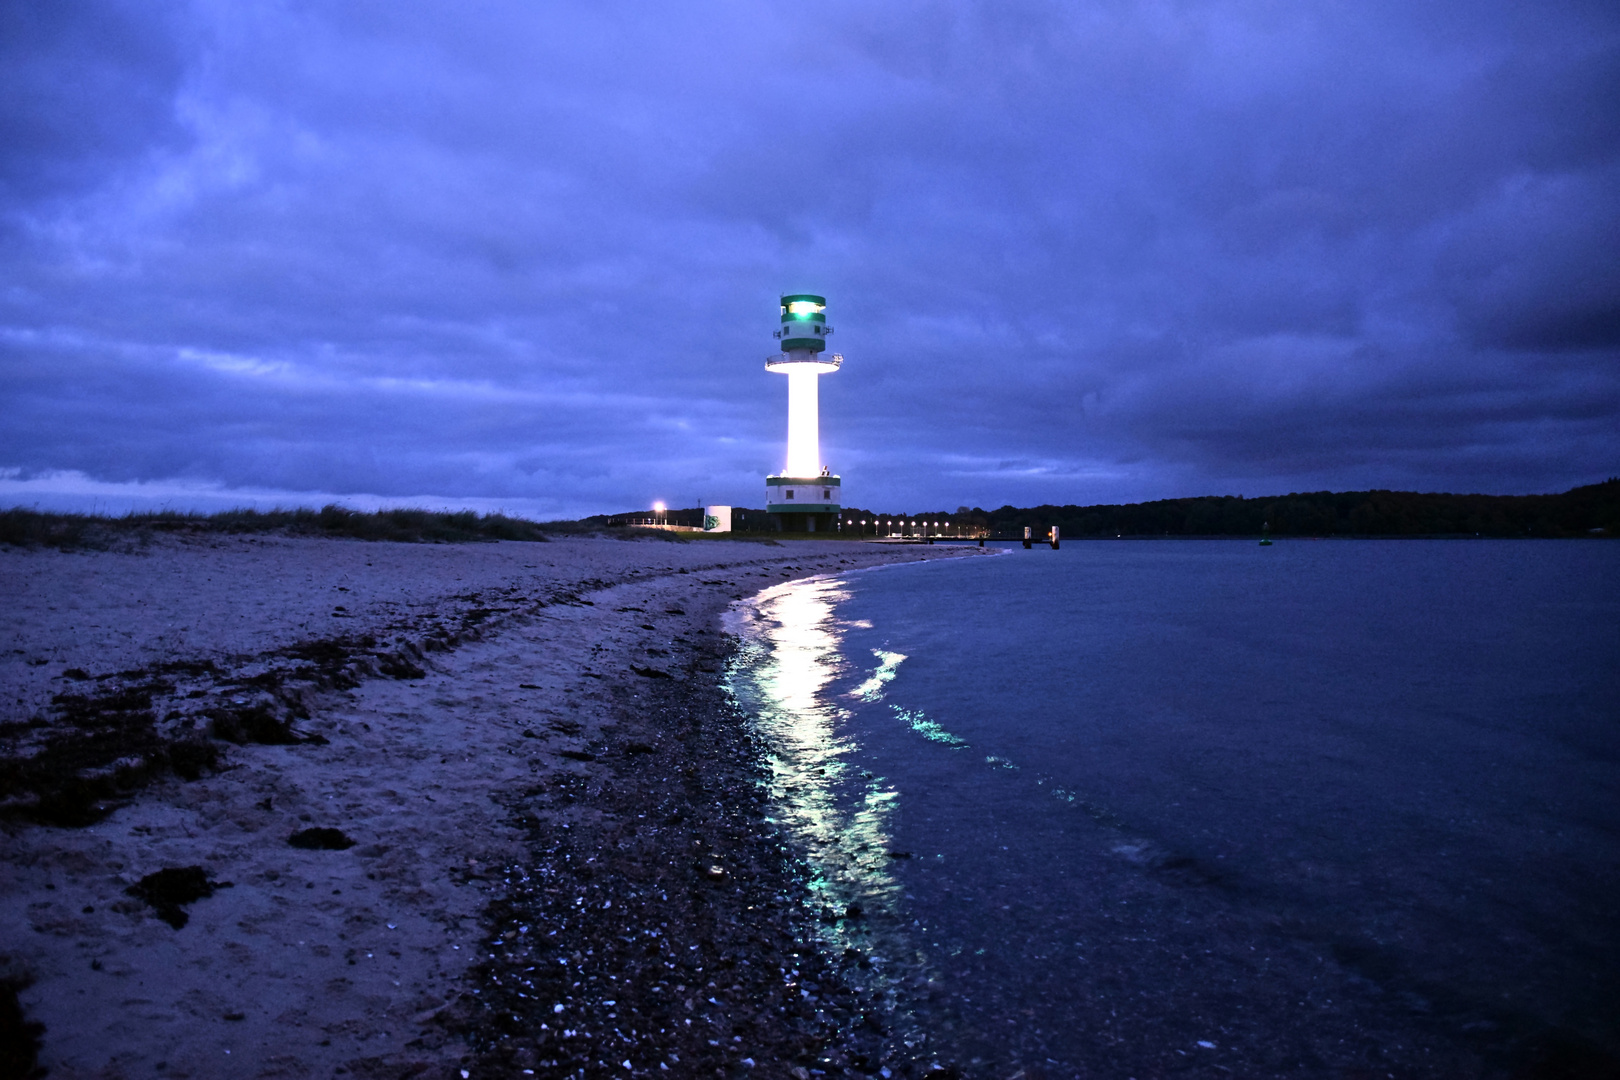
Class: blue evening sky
3,1,1616,517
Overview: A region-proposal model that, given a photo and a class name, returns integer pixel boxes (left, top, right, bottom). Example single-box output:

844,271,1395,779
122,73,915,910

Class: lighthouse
764,293,842,532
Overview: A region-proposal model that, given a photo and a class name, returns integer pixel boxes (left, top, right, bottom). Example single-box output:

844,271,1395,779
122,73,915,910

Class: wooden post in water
1050,525,1060,549
1023,526,1033,549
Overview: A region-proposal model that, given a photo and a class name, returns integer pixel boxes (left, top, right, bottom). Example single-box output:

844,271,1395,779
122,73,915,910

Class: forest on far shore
885,478,1619,539
9,479,1610,548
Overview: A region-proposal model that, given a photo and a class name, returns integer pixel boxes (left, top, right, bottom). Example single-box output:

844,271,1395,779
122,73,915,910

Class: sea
725,539,1620,1078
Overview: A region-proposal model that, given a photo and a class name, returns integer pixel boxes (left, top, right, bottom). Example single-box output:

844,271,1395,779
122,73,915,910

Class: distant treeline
7,479,1614,550
0,505,560,549
889,478,1617,539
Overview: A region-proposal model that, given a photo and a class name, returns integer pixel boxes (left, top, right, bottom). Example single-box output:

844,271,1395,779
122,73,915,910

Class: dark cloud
1,0,1616,517
0,0,191,205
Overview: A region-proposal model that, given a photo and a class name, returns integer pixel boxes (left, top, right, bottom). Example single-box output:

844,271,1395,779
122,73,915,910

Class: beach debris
124,866,233,929
376,652,427,679
0,972,45,1079
204,701,306,745
287,827,356,850
429,566,946,1078
0,677,226,826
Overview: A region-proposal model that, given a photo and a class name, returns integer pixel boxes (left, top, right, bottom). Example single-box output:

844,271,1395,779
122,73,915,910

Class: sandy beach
1,532,980,1078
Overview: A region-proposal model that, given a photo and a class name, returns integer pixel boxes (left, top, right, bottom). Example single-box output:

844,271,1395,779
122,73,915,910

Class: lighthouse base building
764,472,841,532
764,293,844,533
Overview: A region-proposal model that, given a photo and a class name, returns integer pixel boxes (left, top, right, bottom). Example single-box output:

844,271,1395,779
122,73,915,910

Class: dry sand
0,532,980,1078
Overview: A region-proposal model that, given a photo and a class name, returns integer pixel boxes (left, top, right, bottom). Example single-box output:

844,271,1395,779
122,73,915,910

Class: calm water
727,541,1620,1078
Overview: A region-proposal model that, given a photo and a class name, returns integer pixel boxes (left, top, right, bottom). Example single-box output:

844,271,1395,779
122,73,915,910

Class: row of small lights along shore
845,518,962,534
637,503,987,538
641,504,961,532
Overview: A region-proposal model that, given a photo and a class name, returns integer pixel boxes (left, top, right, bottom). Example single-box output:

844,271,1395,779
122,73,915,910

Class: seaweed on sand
287,827,355,850
0,586,522,831
0,680,220,827
124,866,233,929
0,965,46,1080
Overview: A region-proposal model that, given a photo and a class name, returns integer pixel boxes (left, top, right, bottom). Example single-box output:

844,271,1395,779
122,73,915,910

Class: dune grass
0,505,566,549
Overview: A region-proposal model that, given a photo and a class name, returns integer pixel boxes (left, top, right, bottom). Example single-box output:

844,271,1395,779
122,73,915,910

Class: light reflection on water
725,544,1620,1076
725,577,911,942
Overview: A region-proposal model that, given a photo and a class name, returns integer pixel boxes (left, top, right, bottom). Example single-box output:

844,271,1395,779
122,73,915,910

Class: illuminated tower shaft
782,367,822,477
764,293,843,532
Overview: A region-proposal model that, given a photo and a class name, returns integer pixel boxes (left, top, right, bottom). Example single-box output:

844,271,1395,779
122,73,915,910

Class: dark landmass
863,477,1618,539
607,479,1619,539
10,477,1611,553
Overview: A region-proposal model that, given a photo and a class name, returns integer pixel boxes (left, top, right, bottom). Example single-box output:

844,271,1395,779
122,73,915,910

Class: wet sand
0,532,980,1078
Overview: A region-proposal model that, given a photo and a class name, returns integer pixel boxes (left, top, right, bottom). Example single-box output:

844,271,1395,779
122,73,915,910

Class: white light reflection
726,577,905,937
851,649,906,702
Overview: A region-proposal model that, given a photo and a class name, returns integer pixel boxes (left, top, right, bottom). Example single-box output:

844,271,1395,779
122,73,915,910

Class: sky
3,0,1617,519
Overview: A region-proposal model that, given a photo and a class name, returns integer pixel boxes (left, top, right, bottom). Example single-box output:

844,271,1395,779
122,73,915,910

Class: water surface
728,540,1620,1077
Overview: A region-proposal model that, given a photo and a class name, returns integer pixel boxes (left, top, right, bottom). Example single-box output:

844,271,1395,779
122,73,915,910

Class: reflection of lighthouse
765,294,842,532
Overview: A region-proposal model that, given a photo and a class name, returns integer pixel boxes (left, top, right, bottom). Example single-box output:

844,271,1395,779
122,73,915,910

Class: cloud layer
3,0,1617,516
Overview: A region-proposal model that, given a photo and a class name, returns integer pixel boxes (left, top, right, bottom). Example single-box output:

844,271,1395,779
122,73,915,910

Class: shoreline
0,533,982,1078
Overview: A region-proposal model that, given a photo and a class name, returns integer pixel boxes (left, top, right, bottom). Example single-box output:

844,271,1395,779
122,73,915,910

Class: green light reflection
893,706,970,748
726,578,905,939
852,649,906,702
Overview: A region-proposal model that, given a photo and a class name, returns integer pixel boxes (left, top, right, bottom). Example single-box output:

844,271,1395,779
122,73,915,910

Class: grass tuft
0,505,557,549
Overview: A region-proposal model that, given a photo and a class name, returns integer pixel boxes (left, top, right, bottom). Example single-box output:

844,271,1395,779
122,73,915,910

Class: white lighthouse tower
764,293,842,532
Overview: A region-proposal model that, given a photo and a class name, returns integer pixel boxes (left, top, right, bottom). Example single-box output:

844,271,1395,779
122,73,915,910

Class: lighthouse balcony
765,353,842,372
